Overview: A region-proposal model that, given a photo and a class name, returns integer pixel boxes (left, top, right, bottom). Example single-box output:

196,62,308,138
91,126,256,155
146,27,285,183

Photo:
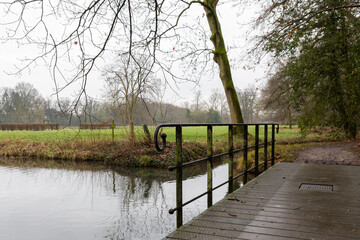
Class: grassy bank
0,125,347,167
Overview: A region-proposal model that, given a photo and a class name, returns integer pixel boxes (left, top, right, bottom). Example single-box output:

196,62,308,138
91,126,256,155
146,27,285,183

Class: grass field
155,125,311,143
0,125,327,143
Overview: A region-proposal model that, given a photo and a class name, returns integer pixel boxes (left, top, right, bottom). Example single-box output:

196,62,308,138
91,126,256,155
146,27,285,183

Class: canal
0,159,243,239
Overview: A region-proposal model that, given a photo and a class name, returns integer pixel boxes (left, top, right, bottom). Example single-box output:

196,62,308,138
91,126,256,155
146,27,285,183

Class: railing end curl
168,165,176,171
154,125,167,151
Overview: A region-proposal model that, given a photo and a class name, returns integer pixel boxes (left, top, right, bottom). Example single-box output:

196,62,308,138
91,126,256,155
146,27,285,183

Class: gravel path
293,140,360,165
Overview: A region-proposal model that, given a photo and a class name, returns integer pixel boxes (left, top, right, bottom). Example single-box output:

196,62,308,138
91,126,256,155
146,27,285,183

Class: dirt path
293,140,360,165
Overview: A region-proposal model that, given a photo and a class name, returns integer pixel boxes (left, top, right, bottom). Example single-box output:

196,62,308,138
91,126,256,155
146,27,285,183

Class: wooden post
175,126,183,228
228,125,234,193
112,120,115,143
264,125,268,171
255,125,259,176
207,125,213,208
271,124,275,166
243,125,248,184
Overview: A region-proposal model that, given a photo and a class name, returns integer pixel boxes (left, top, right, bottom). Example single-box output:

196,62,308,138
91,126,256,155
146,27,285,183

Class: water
0,160,242,240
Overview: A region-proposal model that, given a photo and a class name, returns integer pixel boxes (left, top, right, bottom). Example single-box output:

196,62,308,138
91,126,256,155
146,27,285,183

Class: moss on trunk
203,0,244,129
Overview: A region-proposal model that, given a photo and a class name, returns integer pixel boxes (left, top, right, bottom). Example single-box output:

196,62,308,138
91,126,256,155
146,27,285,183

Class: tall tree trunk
341,10,357,139
128,120,136,146
331,7,357,139
203,0,244,129
287,106,293,129
126,101,136,146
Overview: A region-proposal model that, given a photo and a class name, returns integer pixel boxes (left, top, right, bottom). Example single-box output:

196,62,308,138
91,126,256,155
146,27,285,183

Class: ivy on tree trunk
203,0,244,128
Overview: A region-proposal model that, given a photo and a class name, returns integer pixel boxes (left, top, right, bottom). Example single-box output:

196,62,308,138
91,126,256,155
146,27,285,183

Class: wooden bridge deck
165,162,360,240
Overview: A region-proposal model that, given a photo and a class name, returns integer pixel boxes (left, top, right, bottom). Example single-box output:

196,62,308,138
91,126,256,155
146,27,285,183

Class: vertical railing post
175,126,183,228
228,125,234,193
271,124,275,166
264,125,268,171
207,125,213,208
243,125,248,184
255,124,259,176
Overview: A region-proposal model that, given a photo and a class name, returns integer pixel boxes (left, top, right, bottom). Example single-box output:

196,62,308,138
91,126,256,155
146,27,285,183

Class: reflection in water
0,159,243,240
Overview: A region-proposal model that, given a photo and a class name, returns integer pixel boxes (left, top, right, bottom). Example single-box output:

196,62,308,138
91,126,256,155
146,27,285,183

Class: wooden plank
195,213,359,237
165,163,360,239
200,211,359,234
187,220,355,240
197,215,359,238
168,225,304,240
216,198,360,215
205,207,360,227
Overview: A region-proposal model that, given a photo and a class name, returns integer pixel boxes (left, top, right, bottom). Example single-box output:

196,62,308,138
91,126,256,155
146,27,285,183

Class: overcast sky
0,1,267,106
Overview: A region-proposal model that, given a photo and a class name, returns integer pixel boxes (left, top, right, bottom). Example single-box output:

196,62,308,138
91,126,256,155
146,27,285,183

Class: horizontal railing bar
240,160,268,174
169,151,230,171
257,141,275,146
233,171,245,180
169,189,210,214
247,165,257,172
169,141,276,171
247,145,256,150
212,178,231,191
155,123,279,128
169,176,238,214
169,158,276,214
233,147,245,154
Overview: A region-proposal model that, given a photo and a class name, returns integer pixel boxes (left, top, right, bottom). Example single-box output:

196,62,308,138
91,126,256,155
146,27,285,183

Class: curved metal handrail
153,122,280,229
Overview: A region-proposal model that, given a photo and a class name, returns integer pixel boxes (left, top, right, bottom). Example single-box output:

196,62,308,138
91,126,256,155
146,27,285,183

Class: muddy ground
293,140,360,165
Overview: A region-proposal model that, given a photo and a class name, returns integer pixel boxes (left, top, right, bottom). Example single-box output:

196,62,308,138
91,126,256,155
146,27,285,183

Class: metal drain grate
299,183,333,191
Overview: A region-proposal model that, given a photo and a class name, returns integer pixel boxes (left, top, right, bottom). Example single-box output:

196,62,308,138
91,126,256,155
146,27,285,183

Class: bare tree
207,89,230,123
103,55,156,145
0,82,45,123
139,83,173,125
237,85,257,123
0,0,245,127
207,89,222,111
259,70,295,128
0,87,15,123
193,90,202,122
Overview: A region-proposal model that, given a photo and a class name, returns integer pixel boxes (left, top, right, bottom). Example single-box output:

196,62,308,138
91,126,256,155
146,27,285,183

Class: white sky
0,1,267,106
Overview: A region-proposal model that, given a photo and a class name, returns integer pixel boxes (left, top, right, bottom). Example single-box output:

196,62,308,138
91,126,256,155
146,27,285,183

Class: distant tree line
1,80,294,129
0,82,232,127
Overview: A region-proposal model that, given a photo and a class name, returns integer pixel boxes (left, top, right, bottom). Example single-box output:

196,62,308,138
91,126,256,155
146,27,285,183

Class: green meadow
0,125,326,143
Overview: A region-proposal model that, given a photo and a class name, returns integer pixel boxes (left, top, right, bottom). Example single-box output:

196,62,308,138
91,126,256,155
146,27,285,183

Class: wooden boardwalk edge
165,162,360,240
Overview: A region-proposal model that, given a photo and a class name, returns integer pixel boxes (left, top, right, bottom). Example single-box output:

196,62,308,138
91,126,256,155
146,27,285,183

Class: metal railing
154,123,279,228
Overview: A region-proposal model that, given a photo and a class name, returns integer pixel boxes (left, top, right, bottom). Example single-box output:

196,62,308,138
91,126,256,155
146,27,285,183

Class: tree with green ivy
256,0,360,138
